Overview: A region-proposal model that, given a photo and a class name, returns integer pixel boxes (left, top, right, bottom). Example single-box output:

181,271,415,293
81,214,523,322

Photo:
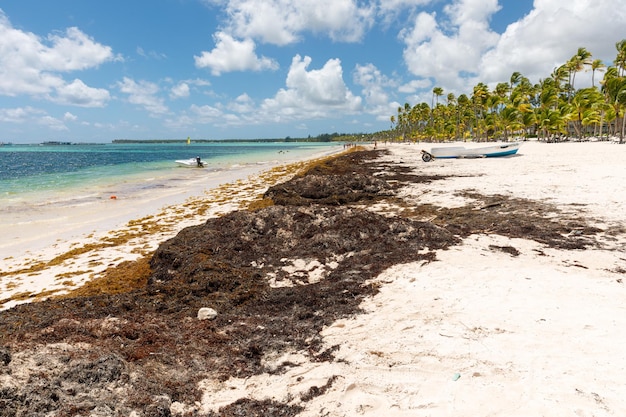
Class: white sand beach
0,147,341,310
198,141,626,416
2,140,626,415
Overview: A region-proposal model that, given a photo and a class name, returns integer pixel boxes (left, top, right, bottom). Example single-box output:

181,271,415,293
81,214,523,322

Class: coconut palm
569,88,601,139
499,106,522,141
614,40,626,76
589,59,606,88
387,40,626,144
602,66,626,141
471,83,490,141
567,47,592,95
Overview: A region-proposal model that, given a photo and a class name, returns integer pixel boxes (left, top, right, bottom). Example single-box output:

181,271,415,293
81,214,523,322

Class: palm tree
568,47,592,95
569,88,600,139
432,87,444,107
472,83,490,141
552,65,569,102
509,71,523,95
385,41,626,144
614,40,626,76
499,106,522,141
602,71,626,142
590,59,606,88
536,107,567,140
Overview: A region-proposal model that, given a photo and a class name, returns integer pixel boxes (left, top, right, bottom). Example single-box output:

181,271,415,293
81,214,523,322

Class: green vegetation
113,132,367,144
386,40,626,143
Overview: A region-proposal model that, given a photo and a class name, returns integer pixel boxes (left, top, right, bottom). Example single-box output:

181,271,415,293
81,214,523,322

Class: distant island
112,132,374,144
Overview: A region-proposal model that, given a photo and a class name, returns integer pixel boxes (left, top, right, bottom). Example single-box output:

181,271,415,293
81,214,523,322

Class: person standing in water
196,156,202,167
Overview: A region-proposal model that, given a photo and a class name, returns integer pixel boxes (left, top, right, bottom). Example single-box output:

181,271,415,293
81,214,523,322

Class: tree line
386,40,626,143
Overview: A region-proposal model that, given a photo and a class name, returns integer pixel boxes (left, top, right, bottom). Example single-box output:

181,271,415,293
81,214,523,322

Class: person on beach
196,156,202,167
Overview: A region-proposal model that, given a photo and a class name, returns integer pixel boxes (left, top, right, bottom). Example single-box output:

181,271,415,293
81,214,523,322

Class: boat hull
428,142,521,159
175,158,206,167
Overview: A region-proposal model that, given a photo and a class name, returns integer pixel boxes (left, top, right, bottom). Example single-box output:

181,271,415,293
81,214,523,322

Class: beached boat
175,157,206,167
421,142,521,162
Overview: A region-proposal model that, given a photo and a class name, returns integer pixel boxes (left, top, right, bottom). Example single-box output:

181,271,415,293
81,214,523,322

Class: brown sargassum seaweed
0,149,605,416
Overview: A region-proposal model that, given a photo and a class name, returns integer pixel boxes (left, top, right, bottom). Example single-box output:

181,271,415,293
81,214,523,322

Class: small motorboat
175,157,206,168
421,142,521,162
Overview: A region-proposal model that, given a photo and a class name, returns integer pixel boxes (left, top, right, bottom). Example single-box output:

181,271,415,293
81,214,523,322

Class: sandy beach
294,141,626,416
1,140,626,416
0,147,341,310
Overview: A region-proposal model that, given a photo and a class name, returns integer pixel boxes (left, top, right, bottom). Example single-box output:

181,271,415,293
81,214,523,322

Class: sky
1,0,625,143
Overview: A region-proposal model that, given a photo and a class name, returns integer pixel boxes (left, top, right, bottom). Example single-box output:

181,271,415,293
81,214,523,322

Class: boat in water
175,157,206,167
421,142,521,162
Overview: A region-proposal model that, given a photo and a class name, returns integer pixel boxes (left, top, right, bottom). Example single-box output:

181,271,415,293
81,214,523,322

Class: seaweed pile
0,149,604,416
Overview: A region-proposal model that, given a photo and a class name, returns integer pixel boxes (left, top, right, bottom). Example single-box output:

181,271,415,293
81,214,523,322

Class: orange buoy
110,195,117,200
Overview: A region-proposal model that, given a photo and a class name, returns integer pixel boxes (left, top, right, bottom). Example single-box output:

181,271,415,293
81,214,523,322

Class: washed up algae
0,148,606,416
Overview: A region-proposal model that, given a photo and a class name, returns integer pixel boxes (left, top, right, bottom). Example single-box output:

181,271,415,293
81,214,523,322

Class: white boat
175,157,206,168
421,142,521,162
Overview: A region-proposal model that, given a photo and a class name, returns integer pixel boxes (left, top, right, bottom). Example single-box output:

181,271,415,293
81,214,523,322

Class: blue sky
1,0,625,143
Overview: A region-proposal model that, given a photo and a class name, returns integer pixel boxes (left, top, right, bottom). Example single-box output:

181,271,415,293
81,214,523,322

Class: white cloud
400,0,500,91
398,0,626,98
218,0,375,45
399,79,432,93
378,0,434,20
260,55,362,121
353,63,399,120
170,82,190,99
53,79,110,107
64,112,78,121
0,106,45,123
38,115,68,131
479,0,626,87
194,31,278,75
227,94,255,113
189,104,225,124
173,54,363,129
136,46,167,60
0,11,115,106
40,27,119,71
117,77,168,115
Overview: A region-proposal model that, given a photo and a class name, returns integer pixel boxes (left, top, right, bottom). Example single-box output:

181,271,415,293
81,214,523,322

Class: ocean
0,141,340,217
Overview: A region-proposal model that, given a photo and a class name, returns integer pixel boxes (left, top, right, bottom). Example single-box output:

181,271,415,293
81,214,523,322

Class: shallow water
0,141,338,210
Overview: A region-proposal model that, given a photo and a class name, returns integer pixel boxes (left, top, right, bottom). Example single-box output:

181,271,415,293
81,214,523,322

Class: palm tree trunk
619,111,626,143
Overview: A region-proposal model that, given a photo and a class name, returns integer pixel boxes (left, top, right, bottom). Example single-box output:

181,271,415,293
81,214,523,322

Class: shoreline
2,141,626,415
0,145,343,310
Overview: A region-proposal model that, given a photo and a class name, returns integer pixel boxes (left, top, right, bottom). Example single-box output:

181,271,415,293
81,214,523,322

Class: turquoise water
0,141,340,210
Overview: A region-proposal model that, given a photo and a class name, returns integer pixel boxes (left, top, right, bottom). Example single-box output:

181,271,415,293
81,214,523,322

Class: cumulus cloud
0,106,46,123
64,112,78,121
0,11,116,106
478,0,626,86
377,0,433,22
117,77,168,115
400,0,500,91
170,82,190,99
38,115,68,131
217,0,375,45
353,63,400,120
39,27,118,71
397,0,626,97
399,79,432,93
260,55,361,121
53,79,110,107
228,94,255,113
190,104,224,121
177,54,364,128
194,32,278,75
